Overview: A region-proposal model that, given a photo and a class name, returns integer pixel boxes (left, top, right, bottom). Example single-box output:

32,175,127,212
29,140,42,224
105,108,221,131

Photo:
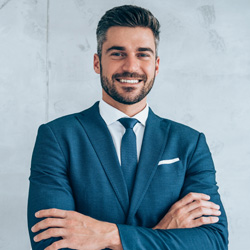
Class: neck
102,92,147,117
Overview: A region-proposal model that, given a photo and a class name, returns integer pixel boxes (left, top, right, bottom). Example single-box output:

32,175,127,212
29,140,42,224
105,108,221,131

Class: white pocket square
158,158,180,165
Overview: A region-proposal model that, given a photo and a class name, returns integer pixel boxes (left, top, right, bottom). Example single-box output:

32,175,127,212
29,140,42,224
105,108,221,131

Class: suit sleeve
27,124,74,250
117,133,228,250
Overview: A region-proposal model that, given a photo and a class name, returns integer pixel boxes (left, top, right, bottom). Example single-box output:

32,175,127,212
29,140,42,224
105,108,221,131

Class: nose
122,55,139,72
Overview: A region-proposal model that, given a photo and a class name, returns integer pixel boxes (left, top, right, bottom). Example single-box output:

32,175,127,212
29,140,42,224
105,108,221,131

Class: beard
100,64,156,105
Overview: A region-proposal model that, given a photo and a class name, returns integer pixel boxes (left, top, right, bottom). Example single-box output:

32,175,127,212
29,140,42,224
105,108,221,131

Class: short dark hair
96,5,160,58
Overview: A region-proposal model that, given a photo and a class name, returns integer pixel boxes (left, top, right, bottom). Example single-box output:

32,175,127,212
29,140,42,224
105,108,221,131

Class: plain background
0,0,249,249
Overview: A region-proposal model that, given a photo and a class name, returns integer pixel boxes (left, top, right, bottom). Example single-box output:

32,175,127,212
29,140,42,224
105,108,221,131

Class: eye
137,53,150,58
110,52,126,58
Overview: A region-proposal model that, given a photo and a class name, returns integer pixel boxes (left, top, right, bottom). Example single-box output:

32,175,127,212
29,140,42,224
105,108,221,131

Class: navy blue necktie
119,118,139,197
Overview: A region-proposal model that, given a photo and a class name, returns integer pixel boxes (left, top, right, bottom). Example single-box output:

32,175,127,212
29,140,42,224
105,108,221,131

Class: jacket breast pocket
153,160,186,189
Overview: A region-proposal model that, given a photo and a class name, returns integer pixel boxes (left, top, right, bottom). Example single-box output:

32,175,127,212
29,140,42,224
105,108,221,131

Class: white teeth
119,79,139,84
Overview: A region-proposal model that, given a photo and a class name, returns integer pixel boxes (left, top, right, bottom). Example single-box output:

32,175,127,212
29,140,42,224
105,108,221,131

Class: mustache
112,72,147,81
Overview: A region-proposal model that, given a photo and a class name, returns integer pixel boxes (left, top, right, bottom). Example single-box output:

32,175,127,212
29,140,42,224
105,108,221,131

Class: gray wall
0,0,249,249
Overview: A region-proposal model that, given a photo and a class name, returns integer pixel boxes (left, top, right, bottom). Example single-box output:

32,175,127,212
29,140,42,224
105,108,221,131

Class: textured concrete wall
0,0,249,249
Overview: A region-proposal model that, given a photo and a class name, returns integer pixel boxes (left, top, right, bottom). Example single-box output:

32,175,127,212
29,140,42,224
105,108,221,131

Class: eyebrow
137,47,154,55
105,46,155,55
106,46,125,54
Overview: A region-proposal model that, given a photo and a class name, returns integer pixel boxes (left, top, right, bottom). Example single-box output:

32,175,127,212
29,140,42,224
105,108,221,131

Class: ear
155,56,160,76
94,53,101,74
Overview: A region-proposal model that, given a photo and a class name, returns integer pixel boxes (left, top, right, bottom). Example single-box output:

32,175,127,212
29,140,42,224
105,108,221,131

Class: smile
116,79,142,84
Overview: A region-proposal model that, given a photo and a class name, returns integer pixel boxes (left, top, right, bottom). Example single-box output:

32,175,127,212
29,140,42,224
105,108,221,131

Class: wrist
105,223,122,250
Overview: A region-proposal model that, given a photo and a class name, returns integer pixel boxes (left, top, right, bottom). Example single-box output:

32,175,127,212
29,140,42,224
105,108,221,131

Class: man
28,5,228,250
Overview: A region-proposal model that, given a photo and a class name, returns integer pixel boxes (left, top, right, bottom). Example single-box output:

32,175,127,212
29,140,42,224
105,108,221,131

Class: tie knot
119,118,138,129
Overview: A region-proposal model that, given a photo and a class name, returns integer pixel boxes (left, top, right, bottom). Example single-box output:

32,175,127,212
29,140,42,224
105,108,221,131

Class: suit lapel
76,102,129,216
126,108,171,223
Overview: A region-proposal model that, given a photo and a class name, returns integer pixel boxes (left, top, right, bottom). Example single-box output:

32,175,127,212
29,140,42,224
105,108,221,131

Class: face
94,26,160,106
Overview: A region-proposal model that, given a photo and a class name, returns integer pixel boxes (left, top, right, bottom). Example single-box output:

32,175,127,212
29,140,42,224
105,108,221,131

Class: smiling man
95,26,159,117
28,5,228,250
96,26,159,111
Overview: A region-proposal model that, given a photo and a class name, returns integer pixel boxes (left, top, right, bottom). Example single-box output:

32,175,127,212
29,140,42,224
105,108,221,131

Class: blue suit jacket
28,102,228,249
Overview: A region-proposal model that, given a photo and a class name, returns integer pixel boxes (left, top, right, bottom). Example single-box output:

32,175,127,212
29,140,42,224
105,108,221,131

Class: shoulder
46,112,80,128
151,112,210,160
38,102,99,134
147,109,207,155
164,117,200,137
150,109,201,139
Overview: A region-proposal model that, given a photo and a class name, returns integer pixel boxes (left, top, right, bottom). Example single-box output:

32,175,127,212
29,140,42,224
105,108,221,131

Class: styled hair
96,5,160,58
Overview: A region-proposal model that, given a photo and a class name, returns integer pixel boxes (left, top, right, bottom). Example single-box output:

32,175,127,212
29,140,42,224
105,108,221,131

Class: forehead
103,26,156,52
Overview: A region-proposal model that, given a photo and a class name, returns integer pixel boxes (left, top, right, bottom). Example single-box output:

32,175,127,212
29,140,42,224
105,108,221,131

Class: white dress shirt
99,100,149,164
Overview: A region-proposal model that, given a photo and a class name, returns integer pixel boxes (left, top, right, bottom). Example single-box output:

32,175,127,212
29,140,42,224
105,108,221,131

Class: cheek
102,63,120,77
144,64,156,77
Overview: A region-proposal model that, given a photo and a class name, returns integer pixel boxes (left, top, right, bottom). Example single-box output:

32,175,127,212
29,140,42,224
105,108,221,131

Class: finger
34,228,66,242
192,216,219,228
171,192,210,210
32,218,66,233
172,201,220,220
35,208,68,219
189,207,221,220
44,239,68,250
186,200,220,213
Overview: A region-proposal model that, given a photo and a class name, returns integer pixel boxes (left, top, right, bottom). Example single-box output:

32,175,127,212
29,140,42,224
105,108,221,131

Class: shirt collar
99,100,149,126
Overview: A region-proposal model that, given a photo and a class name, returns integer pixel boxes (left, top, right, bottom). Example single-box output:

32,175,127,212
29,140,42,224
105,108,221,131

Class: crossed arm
31,192,221,250
28,124,228,250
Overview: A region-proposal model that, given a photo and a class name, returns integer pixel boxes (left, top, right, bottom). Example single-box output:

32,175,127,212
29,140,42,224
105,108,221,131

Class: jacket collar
126,108,171,223
76,102,129,215
76,102,171,220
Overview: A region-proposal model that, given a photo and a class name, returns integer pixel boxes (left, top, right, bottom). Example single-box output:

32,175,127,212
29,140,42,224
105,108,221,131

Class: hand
31,208,123,250
153,192,221,230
